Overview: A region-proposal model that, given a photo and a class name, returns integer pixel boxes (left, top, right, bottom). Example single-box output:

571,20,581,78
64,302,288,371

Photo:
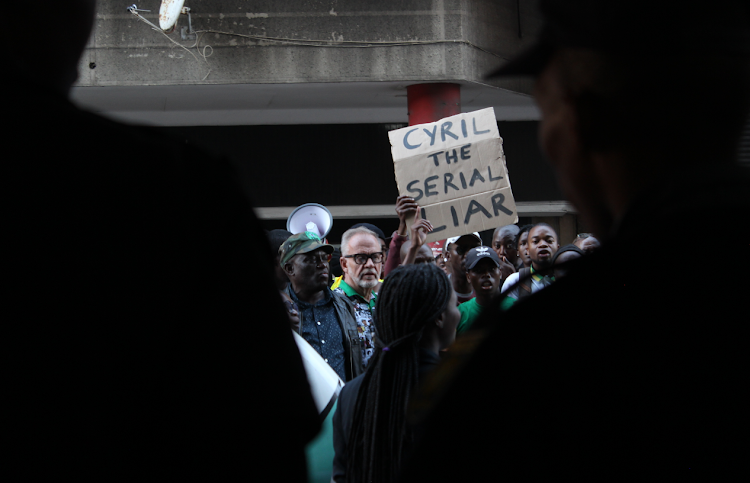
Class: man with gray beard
334,226,384,369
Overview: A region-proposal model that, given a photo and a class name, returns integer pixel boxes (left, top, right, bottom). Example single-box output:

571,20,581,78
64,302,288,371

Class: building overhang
70,80,540,126
255,201,574,220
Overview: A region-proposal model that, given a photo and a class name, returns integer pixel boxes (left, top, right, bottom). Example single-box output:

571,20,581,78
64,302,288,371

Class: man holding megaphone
280,231,363,382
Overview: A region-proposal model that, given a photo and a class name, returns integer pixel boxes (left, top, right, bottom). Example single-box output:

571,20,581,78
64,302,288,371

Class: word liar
421,193,514,234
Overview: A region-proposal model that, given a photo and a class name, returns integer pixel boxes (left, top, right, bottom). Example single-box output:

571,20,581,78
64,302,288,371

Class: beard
353,271,379,289
359,279,379,289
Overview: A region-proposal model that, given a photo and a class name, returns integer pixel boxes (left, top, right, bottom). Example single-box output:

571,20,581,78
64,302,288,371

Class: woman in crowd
332,263,459,483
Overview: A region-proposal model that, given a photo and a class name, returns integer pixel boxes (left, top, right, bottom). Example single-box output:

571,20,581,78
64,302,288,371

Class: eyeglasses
344,252,384,265
302,251,332,264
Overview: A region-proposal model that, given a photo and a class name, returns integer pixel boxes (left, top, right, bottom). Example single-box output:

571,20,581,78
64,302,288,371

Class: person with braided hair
331,263,460,483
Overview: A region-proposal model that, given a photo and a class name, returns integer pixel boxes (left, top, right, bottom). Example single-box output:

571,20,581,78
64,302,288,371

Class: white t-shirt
501,272,547,300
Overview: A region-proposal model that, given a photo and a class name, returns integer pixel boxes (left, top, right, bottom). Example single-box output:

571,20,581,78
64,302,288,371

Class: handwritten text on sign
389,108,518,243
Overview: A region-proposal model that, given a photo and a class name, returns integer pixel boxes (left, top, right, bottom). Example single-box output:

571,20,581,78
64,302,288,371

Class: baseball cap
465,246,502,271
350,222,388,242
446,232,482,247
427,239,445,258
487,0,750,78
279,231,334,267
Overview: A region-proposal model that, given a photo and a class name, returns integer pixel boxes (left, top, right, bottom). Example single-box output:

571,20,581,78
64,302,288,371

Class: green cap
279,231,334,267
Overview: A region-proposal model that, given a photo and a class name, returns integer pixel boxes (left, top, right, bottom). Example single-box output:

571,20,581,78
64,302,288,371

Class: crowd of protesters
268,194,604,482
271,197,597,357
10,0,748,481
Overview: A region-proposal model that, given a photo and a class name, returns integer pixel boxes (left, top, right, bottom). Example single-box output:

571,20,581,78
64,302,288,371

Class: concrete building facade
72,0,581,243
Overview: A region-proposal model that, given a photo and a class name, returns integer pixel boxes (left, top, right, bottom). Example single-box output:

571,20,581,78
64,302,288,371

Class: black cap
351,223,387,241
465,246,501,271
487,0,750,78
551,244,584,264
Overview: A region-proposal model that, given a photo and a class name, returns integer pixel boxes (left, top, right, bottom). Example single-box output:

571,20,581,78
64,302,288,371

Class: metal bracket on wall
180,7,196,40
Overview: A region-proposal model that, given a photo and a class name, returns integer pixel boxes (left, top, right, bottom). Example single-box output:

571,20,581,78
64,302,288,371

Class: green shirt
333,279,377,368
456,298,484,335
335,279,377,310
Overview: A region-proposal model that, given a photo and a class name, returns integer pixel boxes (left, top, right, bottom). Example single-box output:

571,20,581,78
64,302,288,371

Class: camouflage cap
279,231,334,267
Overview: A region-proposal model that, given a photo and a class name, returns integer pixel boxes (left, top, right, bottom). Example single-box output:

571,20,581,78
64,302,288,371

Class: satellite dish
287,203,333,239
159,0,185,31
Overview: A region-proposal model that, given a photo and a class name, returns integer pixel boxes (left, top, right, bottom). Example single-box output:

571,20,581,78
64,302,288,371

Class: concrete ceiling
70,80,540,126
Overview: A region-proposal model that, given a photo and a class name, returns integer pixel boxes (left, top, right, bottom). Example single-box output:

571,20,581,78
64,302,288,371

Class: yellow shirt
330,275,383,290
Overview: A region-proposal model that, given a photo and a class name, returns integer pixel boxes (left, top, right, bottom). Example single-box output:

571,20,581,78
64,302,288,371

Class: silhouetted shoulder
8,86,319,479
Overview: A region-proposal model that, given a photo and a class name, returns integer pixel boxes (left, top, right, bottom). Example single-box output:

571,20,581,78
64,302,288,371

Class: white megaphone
292,331,343,418
286,203,333,239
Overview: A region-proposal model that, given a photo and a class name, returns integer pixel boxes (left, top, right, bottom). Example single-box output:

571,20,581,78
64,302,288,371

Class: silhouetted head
7,1,97,95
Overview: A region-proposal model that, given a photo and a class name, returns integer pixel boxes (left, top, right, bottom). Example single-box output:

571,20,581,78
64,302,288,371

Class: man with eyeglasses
331,222,389,290
334,226,384,370
281,231,362,381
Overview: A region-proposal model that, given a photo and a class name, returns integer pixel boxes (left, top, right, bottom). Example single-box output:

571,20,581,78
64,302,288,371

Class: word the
426,144,472,166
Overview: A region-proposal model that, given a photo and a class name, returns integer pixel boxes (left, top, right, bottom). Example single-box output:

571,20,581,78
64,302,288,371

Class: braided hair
346,263,452,483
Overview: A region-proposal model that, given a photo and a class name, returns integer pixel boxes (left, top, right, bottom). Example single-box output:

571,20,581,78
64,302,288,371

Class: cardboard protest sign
389,107,518,243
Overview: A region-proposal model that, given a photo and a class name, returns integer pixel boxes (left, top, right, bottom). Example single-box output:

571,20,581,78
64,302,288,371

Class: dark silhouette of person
6,2,319,479
401,0,750,479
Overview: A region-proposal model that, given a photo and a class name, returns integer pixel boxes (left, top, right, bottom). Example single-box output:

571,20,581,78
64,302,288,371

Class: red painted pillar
407,83,461,126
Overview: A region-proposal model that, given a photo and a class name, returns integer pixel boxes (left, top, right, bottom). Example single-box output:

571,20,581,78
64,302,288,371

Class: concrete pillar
405,83,460,232
407,83,461,125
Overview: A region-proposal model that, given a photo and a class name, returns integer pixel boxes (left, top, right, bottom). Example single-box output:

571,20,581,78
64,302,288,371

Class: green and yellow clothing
456,298,486,335
499,266,555,311
332,279,377,369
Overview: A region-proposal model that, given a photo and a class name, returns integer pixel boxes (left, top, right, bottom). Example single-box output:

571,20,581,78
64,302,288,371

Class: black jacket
8,86,320,479
401,164,750,480
332,348,441,482
290,285,364,381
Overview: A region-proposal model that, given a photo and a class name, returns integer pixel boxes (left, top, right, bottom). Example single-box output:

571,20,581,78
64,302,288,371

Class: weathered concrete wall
78,0,540,92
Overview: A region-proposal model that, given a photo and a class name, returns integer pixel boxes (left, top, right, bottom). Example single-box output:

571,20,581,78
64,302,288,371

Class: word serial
406,166,504,202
